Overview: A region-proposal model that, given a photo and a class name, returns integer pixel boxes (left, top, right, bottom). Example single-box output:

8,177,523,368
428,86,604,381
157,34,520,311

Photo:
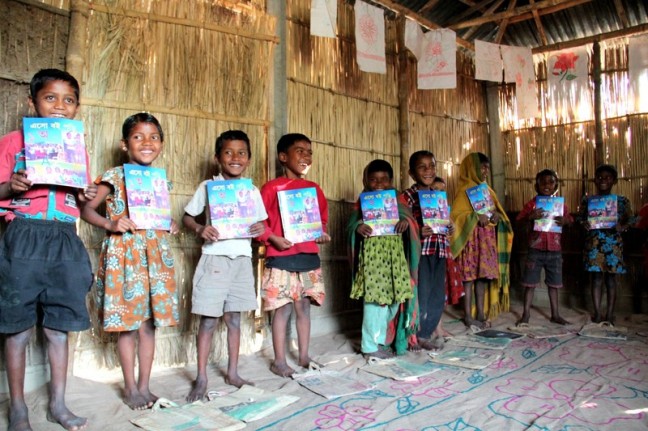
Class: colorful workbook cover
277,187,323,243
123,164,172,230
588,194,617,229
466,183,495,217
359,189,399,236
207,178,259,239
534,196,564,233
419,190,450,235
23,117,88,188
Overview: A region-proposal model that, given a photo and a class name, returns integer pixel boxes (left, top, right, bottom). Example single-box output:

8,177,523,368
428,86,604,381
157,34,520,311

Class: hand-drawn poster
475,40,502,82
628,34,648,113
404,18,424,59
418,29,457,89
354,0,386,74
310,0,337,38
547,47,589,118
501,45,538,119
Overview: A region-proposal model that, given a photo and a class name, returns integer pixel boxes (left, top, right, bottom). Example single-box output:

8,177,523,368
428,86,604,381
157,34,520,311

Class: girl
347,160,420,357
81,113,179,410
578,164,632,325
450,153,513,329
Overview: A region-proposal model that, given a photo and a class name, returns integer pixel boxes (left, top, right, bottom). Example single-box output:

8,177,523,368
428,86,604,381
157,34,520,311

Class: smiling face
479,162,490,182
594,170,617,195
28,80,79,119
536,174,559,196
122,122,163,166
217,139,250,179
279,140,312,178
409,155,437,189
366,171,392,191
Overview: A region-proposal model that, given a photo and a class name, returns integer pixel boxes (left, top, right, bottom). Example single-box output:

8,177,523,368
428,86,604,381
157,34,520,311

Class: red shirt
258,176,328,258
516,197,573,252
0,130,89,222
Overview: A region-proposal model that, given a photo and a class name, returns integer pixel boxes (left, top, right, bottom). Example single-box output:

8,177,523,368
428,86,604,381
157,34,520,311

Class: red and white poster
354,0,386,74
475,40,503,82
418,29,456,89
502,45,538,118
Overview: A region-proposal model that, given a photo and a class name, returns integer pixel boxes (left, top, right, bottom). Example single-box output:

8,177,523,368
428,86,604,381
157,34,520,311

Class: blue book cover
22,117,88,188
588,195,617,229
466,183,495,216
277,187,323,244
206,178,259,239
418,190,450,235
123,164,172,230
534,196,564,233
359,189,399,236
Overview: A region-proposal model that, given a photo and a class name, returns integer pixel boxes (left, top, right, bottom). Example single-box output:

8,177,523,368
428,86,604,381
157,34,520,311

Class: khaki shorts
191,255,257,317
261,267,325,311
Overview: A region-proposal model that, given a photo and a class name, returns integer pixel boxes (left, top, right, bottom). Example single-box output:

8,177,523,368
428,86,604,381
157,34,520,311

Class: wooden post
593,41,604,167
486,83,506,205
66,0,89,82
397,16,410,190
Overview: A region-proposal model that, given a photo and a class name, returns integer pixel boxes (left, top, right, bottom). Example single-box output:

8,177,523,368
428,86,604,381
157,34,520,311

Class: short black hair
215,130,251,158
535,169,559,184
366,159,393,179
277,133,311,155
595,164,618,180
121,112,164,141
408,150,435,172
30,68,80,103
477,152,490,164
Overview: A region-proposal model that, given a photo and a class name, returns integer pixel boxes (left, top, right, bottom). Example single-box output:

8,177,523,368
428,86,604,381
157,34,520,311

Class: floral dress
95,166,179,331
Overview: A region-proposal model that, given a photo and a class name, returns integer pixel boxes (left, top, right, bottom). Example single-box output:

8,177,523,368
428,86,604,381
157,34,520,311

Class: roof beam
528,0,549,45
613,0,630,28
418,0,442,14
532,23,648,53
507,0,592,24
450,0,499,26
495,0,518,43
461,0,506,40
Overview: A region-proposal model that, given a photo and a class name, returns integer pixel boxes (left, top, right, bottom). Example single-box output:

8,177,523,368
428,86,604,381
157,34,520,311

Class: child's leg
517,287,534,325
187,315,220,401
548,287,569,324
474,279,487,322
462,281,475,327
294,297,313,368
43,327,87,430
223,311,252,388
591,273,604,323
117,330,148,410
270,303,295,377
604,273,617,324
136,319,157,405
5,328,33,431
417,254,446,341
361,302,395,358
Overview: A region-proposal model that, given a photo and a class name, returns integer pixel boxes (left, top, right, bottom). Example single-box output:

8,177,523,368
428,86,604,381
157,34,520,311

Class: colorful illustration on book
207,179,259,239
23,117,88,188
588,195,617,229
360,189,399,236
534,196,564,233
466,183,495,217
419,190,450,235
123,164,172,230
278,187,323,244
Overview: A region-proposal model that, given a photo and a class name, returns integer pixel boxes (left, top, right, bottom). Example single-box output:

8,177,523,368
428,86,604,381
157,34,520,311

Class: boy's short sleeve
184,180,208,217
0,131,22,183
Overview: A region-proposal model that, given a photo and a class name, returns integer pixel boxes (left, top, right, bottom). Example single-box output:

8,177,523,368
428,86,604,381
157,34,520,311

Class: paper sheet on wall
418,29,456,89
310,0,337,38
354,0,386,74
546,47,589,118
475,40,502,82
404,18,424,59
628,34,648,113
501,45,538,118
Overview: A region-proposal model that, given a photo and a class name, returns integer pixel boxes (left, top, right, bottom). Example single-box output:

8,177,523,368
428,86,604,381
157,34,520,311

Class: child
257,133,330,377
516,169,573,325
450,152,513,329
0,69,95,431
183,130,267,401
402,151,455,350
347,160,420,358
577,164,632,324
81,113,179,410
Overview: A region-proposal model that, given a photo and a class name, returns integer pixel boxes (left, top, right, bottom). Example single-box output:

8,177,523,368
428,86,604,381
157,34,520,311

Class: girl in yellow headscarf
450,153,513,328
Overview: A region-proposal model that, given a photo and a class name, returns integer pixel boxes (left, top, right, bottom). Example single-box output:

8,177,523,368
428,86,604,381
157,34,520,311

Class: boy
183,130,267,401
516,169,572,325
258,133,330,377
0,69,96,431
402,150,455,351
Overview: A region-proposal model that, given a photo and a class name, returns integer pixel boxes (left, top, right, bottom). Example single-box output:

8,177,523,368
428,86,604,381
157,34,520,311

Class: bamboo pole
397,16,410,190
66,0,89,82
593,41,604,166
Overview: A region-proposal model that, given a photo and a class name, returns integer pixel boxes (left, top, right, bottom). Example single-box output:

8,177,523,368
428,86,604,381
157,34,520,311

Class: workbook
466,183,495,217
207,178,260,239
419,190,451,235
587,195,617,229
123,164,172,230
359,189,400,236
277,187,323,243
534,196,564,233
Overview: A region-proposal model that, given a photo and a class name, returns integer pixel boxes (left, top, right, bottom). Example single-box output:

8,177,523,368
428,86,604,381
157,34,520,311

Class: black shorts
0,217,93,333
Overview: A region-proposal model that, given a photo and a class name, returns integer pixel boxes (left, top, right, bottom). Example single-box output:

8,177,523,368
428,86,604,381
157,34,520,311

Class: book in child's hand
123,164,172,230
418,190,450,235
359,189,400,236
534,196,564,233
587,195,617,229
466,183,495,217
207,179,260,239
23,117,89,188
277,187,323,244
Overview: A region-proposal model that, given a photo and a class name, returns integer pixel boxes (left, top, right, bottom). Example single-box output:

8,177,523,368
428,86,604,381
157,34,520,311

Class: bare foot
123,388,149,410
407,343,422,352
516,313,530,326
363,349,394,359
139,388,158,407
464,318,488,329
435,328,454,338
419,337,444,351
550,316,570,325
270,362,296,378
47,406,88,431
592,313,602,324
224,374,253,388
186,377,208,402
9,403,32,431
607,315,616,326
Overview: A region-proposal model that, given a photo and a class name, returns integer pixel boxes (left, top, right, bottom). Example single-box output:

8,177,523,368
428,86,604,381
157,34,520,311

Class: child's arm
81,183,137,233
182,212,220,242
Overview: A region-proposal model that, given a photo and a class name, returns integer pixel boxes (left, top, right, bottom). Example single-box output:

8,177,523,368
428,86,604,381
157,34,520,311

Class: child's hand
530,208,544,220
197,225,220,242
447,222,456,236
394,220,408,234
554,215,564,226
109,217,137,233
169,220,180,235
269,235,293,250
9,169,31,194
615,223,629,233
490,212,501,224
356,223,373,238
79,184,98,202
316,232,331,244
582,220,592,231
477,213,490,227
249,222,265,237
421,225,434,238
